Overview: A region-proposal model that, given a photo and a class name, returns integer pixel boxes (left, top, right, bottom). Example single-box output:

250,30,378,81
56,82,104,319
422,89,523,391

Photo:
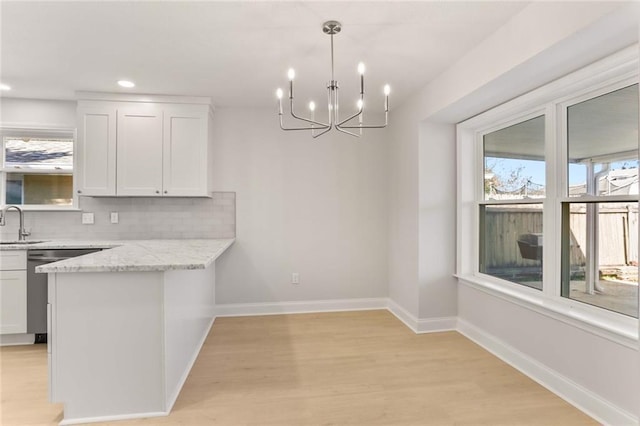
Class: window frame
456,46,639,348
476,107,549,293
0,125,79,211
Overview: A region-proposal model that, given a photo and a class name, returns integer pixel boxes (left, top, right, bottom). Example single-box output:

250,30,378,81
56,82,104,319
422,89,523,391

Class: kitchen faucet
0,205,31,241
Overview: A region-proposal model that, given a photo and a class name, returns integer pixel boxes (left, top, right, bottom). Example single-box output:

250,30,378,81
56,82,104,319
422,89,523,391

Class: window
480,115,545,289
457,47,639,335
1,128,76,209
561,84,639,318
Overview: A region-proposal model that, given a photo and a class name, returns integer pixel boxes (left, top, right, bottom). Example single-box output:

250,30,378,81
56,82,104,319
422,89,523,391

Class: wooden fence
483,205,638,269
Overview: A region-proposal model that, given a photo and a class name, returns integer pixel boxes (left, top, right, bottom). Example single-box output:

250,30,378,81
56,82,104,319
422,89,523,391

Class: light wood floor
1,310,596,425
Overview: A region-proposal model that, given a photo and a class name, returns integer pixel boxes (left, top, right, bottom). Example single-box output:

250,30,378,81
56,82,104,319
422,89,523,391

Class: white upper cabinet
76,94,213,197
117,105,164,196
162,106,208,196
76,106,117,196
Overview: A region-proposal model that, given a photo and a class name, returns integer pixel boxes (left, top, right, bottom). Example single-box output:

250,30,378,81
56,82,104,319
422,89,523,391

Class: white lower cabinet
0,251,27,335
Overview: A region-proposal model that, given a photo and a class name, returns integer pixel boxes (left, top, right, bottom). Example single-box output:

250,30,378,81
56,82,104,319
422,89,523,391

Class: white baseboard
216,297,457,334
215,297,388,317
0,333,34,346
386,299,457,333
386,299,419,331
457,318,638,426
58,411,167,425
416,316,458,333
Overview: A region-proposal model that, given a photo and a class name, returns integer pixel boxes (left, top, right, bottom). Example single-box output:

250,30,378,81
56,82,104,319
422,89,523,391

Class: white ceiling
1,1,529,109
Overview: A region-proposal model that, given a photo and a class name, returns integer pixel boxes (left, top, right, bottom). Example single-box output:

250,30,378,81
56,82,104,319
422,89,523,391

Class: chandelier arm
311,124,333,138
336,101,364,127
337,111,388,129
289,100,330,127
279,114,329,131
334,125,361,138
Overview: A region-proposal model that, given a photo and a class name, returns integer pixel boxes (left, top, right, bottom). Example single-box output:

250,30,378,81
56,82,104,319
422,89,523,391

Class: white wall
1,98,76,127
459,284,639,421
211,107,389,304
387,103,420,317
418,122,457,319
386,1,639,421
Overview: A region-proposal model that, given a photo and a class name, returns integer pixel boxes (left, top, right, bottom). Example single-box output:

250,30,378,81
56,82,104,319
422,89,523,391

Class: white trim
386,299,457,334
215,297,388,317
58,411,168,425
217,298,457,334
0,206,81,212
457,275,638,349
386,298,420,332
75,91,213,107
457,319,639,426
0,333,34,346
165,316,215,412
416,316,458,334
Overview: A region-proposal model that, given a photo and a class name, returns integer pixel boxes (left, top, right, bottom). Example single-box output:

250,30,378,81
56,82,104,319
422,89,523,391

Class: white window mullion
0,170,5,206
543,103,558,299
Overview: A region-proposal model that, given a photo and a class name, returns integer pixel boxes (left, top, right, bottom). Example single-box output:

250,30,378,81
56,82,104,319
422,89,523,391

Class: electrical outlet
81,213,94,225
110,212,119,224
292,273,300,285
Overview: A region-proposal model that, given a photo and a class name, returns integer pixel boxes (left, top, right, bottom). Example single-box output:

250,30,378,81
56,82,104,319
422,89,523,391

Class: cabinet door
162,106,209,196
117,106,164,196
76,106,117,196
0,270,27,334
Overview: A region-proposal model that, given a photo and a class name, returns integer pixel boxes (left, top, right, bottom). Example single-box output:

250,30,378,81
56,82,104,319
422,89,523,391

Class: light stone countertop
1,239,234,273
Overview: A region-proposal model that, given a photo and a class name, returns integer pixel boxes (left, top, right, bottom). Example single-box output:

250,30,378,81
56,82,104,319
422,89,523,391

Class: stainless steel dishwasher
27,248,102,342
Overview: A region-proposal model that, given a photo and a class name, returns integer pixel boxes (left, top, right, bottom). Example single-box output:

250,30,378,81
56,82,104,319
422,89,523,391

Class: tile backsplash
0,192,235,241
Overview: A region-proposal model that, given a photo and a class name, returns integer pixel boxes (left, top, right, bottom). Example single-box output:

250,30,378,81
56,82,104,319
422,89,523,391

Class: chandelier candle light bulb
276,89,284,114
384,84,390,111
309,101,316,135
275,20,389,138
358,62,365,95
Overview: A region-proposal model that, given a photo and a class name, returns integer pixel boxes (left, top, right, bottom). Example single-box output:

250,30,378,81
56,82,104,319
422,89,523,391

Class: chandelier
276,20,390,138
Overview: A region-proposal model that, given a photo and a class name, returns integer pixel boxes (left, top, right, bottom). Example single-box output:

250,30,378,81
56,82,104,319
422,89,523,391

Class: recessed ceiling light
117,80,135,88
0,83,11,91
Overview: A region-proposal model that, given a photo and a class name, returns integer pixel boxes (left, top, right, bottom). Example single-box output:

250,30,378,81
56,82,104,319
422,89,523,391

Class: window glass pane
568,84,639,197
4,137,73,168
6,174,23,204
480,203,543,290
4,173,73,206
561,202,639,318
483,115,545,200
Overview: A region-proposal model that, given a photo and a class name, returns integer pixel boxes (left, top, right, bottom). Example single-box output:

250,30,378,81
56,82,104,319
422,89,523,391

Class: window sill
455,273,639,349
2,206,81,212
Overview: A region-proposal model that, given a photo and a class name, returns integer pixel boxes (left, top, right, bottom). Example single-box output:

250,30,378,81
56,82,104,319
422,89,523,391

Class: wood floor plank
1,310,596,425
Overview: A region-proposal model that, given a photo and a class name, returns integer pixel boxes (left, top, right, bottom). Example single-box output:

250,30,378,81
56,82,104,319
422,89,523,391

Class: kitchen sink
0,240,47,245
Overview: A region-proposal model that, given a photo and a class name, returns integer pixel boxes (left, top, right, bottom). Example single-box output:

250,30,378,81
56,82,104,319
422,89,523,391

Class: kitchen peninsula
32,238,234,425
